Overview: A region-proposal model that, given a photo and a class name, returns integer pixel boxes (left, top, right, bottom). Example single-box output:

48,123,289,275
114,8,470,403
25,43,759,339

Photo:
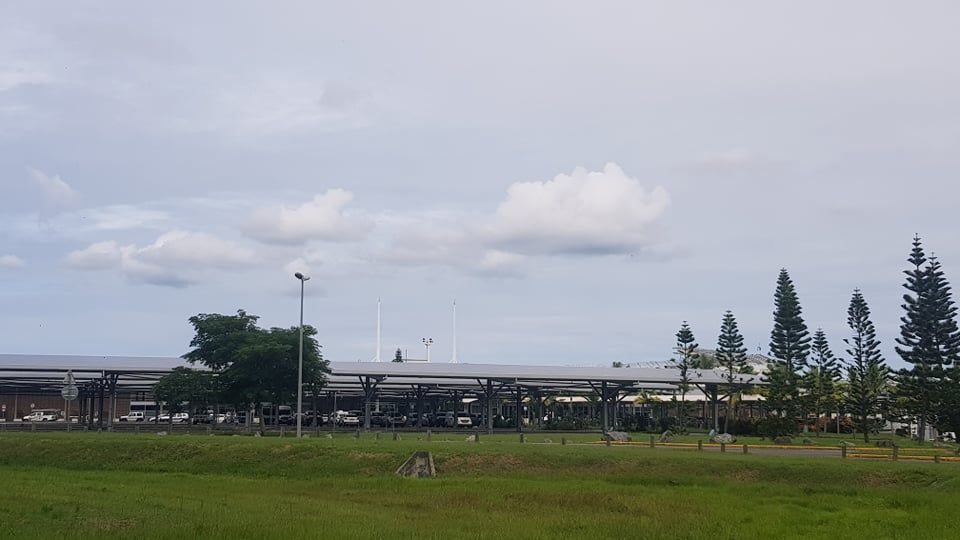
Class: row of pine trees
670,236,960,442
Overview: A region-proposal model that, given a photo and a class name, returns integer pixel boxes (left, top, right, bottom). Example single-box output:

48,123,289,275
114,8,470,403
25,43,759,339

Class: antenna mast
451,300,459,364
375,297,382,362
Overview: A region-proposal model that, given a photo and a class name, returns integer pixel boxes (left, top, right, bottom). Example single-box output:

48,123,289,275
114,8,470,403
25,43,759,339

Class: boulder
772,436,793,445
156,431,168,437
711,433,736,444
658,430,674,443
802,438,814,446
603,431,632,443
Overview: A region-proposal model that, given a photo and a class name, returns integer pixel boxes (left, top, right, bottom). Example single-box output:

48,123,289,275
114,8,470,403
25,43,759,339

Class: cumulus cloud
0,254,25,269
488,163,669,255
28,167,82,219
244,189,372,245
66,231,258,287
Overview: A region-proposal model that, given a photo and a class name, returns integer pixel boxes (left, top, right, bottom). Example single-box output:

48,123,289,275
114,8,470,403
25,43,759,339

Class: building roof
0,354,763,396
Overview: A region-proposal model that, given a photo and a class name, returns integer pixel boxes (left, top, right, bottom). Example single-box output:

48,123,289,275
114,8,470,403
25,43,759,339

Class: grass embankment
0,432,958,539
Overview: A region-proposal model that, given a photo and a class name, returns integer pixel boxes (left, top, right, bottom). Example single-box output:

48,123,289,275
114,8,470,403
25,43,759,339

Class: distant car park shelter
0,354,762,432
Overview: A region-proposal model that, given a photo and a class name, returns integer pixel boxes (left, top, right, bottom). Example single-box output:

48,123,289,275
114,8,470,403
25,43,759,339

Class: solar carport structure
0,354,761,432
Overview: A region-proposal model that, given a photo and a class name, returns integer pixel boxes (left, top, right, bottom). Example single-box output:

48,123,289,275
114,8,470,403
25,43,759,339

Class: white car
442,412,473,428
337,412,360,427
119,411,147,422
149,412,190,423
22,410,58,422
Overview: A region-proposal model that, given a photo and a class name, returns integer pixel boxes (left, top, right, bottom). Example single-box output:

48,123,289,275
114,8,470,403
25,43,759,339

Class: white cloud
0,68,52,92
691,148,776,174
477,250,526,277
66,231,258,287
488,163,669,255
28,167,81,218
65,241,123,270
0,254,25,269
245,189,372,245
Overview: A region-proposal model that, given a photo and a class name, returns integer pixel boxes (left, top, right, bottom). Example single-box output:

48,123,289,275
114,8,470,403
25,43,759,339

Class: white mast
451,300,459,364
374,297,382,362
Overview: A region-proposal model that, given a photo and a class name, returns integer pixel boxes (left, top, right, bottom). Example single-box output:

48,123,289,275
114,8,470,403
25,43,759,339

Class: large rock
658,430,674,443
711,433,736,444
603,431,632,443
772,436,793,445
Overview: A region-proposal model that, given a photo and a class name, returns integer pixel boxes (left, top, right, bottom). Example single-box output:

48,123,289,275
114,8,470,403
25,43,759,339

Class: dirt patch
82,518,137,532
860,471,913,488
346,451,393,461
723,469,761,482
438,454,527,475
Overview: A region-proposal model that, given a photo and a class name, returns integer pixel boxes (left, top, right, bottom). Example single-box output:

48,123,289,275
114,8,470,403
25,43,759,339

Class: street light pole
422,337,433,362
295,272,311,438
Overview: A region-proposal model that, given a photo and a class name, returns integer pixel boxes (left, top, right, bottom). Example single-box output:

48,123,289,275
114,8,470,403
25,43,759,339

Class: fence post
841,444,847,459
892,445,899,462
355,429,360,439
562,437,567,446
934,454,941,464
697,440,703,452
475,432,480,444
605,438,611,447
427,430,432,441
393,432,399,441
720,442,726,453
742,444,748,455
520,433,526,444
649,435,655,448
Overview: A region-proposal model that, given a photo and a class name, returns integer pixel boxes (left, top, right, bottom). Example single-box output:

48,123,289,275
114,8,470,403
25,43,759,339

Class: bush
756,416,797,438
816,416,854,434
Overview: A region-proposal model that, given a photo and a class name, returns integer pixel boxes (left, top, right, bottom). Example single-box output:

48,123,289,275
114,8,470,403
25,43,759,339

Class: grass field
1,432,958,539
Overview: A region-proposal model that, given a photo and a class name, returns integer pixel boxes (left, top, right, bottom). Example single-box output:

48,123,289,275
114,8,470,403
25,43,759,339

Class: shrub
756,416,797,438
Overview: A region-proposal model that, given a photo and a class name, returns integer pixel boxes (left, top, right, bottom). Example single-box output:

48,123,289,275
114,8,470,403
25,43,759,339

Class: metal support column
515,386,522,432
486,380,494,434
601,381,609,432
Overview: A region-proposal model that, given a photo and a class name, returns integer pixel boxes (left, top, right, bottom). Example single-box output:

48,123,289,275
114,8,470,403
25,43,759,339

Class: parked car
149,412,190,424
276,406,294,425
440,412,473,428
119,411,147,422
22,409,59,422
336,411,360,427
386,413,407,427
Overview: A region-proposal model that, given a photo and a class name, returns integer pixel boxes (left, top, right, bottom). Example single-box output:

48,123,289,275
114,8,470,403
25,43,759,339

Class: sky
2,1,959,368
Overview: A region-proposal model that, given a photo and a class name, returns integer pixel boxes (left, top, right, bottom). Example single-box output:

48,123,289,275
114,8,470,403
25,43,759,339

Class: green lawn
0,432,957,539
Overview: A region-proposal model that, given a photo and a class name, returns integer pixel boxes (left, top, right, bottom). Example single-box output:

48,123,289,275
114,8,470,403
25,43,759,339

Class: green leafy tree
182,311,330,431
803,329,841,436
393,348,404,363
183,310,260,370
767,269,811,426
671,321,698,433
716,311,747,433
153,367,212,426
844,290,889,443
895,238,960,441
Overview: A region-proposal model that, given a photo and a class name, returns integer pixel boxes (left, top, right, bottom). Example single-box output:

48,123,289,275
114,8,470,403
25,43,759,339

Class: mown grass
0,432,957,539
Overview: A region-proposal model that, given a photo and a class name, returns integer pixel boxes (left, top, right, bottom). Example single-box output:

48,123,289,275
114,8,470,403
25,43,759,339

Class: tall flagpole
451,300,458,364
375,297,381,362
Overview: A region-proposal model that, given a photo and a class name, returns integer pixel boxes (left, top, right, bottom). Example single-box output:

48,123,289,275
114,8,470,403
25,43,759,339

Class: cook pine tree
895,237,960,441
803,329,841,437
844,289,889,443
767,269,811,425
716,310,748,434
671,322,699,433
